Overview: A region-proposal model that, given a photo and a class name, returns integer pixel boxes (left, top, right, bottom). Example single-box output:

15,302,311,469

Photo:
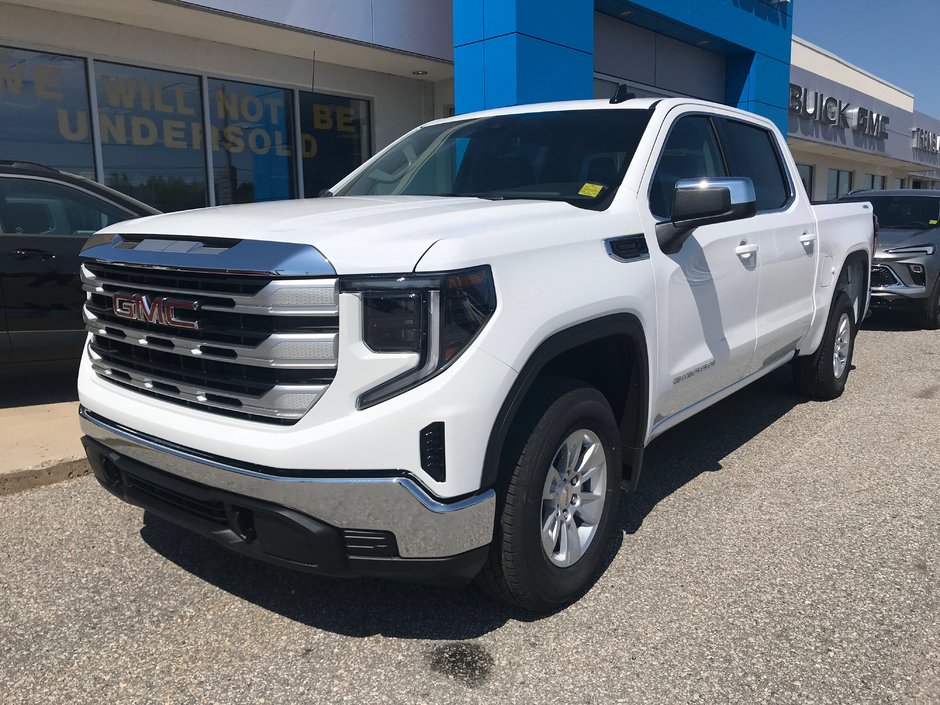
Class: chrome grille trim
81,237,339,425
81,264,339,316
88,348,327,420
83,308,338,369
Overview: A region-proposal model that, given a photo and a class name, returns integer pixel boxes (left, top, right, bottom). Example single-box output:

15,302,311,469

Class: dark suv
841,189,940,329
0,162,158,364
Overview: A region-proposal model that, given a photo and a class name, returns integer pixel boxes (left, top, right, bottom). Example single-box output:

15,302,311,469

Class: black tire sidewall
507,387,622,607
923,278,940,329
824,294,856,392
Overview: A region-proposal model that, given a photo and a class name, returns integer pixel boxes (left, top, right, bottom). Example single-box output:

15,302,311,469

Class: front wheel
476,380,622,612
921,278,940,330
793,292,856,400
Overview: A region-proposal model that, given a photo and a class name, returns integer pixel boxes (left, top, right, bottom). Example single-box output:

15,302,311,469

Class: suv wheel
476,380,622,611
922,278,940,330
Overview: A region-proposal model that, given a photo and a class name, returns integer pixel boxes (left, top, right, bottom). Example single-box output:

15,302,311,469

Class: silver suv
843,189,940,329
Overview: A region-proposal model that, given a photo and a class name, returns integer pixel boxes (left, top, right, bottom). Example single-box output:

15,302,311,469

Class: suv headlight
340,266,497,408
886,244,936,256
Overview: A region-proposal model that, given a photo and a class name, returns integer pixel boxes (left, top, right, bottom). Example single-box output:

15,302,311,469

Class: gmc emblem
112,293,199,330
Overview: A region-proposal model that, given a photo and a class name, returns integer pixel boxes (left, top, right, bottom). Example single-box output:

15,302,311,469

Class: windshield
336,109,652,209
862,195,940,230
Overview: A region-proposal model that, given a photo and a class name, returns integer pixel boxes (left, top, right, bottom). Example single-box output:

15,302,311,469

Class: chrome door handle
799,232,817,244
735,243,759,258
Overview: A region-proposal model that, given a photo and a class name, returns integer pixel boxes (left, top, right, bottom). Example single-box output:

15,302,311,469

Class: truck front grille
81,258,338,425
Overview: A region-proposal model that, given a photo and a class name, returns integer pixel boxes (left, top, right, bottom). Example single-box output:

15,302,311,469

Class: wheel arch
481,313,650,493
837,248,871,325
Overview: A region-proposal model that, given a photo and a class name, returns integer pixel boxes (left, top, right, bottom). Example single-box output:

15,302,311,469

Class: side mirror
656,177,757,254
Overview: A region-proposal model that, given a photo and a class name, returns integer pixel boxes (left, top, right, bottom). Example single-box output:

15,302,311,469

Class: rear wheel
921,278,940,330
793,292,856,400
476,380,622,612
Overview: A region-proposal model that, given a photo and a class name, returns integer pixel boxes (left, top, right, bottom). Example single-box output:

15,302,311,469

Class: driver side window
650,116,727,219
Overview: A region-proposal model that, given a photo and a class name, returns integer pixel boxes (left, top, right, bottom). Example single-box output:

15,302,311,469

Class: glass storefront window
96,62,207,212
827,169,852,200
0,46,95,176
796,164,814,197
2,45,373,209
207,79,295,204
299,91,371,197
863,173,886,190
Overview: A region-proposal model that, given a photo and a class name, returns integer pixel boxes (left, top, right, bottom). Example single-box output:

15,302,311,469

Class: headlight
341,266,496,408
886,244,936,256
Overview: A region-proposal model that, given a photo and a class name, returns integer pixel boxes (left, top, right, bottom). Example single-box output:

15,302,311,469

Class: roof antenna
610,84,635,104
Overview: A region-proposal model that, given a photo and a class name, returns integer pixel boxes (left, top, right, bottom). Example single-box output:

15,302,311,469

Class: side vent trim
605,234,650,263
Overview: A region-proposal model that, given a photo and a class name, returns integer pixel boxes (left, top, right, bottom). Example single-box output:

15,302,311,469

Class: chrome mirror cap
674,177,756,207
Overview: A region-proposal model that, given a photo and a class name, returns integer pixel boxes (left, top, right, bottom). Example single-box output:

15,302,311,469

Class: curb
0,458,91,496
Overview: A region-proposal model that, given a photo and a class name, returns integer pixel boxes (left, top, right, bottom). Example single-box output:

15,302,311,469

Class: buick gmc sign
789,83,890,139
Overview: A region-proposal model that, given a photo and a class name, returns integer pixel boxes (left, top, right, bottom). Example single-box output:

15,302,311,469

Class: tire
793,292,856,400
921,277,940,330
476,379,622,612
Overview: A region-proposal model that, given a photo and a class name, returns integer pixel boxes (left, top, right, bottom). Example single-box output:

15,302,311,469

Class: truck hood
102,196,582,274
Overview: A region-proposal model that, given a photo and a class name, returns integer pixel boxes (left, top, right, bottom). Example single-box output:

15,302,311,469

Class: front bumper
870,253,936,305
80,408,495,579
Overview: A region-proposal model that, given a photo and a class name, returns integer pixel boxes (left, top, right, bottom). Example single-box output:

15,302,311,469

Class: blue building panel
482,0,594,54
454,0,594,113
453,41,486,113
452,0,484,48
511,35,594,106
453,0,794,133
614,0,792,57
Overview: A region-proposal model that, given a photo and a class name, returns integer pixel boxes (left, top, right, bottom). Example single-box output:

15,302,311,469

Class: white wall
791,37,913,113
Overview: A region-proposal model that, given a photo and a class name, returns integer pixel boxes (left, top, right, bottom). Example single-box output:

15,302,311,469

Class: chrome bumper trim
79,408,495,558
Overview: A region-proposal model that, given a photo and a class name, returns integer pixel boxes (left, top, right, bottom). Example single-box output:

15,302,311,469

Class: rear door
714,118,817,372
641,111,761,421
0,176,138,362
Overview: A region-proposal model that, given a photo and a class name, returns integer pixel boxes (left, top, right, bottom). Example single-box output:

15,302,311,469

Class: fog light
908,264,926,286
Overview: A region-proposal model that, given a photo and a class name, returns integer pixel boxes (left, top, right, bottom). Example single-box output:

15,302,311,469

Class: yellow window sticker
578,182,605,198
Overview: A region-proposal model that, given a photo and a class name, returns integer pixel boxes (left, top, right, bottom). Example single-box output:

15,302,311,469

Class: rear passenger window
650,116,727,219
718,119,790,211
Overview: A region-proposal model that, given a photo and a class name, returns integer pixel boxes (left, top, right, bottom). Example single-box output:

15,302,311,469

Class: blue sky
793,0,940,117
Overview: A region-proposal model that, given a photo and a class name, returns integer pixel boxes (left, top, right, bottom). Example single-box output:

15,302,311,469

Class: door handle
799,231,817,245
8,248,55,261
735,243,759,258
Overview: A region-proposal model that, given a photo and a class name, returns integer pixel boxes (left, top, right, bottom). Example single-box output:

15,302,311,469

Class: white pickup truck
78,97,874,611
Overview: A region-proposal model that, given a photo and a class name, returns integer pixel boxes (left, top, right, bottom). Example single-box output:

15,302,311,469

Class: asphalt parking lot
1,316,938,705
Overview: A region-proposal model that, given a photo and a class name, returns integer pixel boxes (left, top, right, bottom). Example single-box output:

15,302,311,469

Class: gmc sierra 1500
78,97,874,611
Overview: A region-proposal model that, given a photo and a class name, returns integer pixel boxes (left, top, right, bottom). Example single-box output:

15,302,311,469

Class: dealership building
1,0,937,212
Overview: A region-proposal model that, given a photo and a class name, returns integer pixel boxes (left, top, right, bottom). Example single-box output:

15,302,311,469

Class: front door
0,176,136,361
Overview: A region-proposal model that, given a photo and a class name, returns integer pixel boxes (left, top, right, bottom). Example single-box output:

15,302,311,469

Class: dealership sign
913,127,940,154
789,83,890,139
